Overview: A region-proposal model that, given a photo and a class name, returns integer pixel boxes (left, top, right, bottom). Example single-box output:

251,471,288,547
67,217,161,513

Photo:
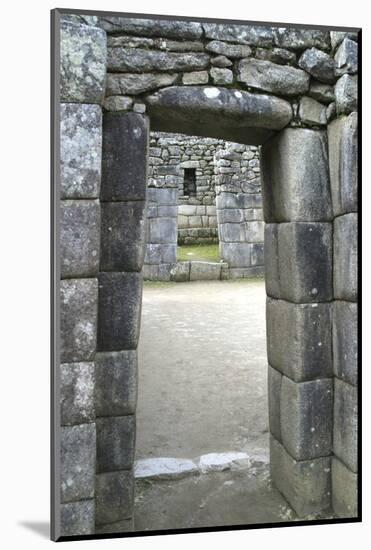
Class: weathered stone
61,14,99,26
333,301,358,386
60,104,102,199
266,298,332,382
60,500,95,537
335,38,358,75
203,23,274,46
216,192,262,210
331,31,359,51
95,351,137,416
298,96,327,125
61,424,96,502
238,58,310,96
96,470,134,524
96,415,135,472
101,112,148,201
103,96,133,111
98,17,203,39
169,262,190,282
326,102,336,122
147,187,178,206
264,224,280,298
334,213,358,301
206,40,252,58
182,71,209,85
274,28,331,51
220,242,252,268
147,217,177,244
261,128,332,222
332,457,358,518
211,55,233,68
60,21,107,103
146,86,292,145
308,81,335,104
97,272,142,351
334,379,358,472
107,47,210,73
189,261,222,281
251,243,264,266
155,39,205,52
255,47,296,65
60,200,100,278
100,201,146,272
145,244,177,265
60,278,98,363
106,72,178,95
270,435,331,517
280,376,333,461
335,74,357,114
95,517,134,534
210,67,233,85
60,362,95,426
268,365,282,442
298,48,335,83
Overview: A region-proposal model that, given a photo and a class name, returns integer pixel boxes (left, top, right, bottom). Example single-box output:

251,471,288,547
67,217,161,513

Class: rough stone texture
237,58,310,96
334,74,357,115
107,48,210,73
255,47,296,65
332,457,358,518
60,362,95,426
103,96,133,111
60,200,100,278
60,278,98,363
60,21,107,104
264,224,280,298
147,217,177,244
101,112,148,201
145,244,177,265
169,262,190,282
203,23,274,46
206,40,252,58
95,351,137,416
334,213,358,301
97,272,142,351
274,28,331,51
333,379,358,472
98,17,203,39
298,48,335,83
182,71,209,85
334,38,358,76
333,301,358,386
96,415,135,473
210,67,233,86
211,55,233,68
270,435,331,517
96,470,134,525
60,500,95,537
60,423,96,502
266,298,332,382
280,376,333,461
189,261,222,281
221,243,252,268
95,517,134,534
261,128,332,222
330,31,359,51
308,81,335,104
268,365,282,442
106,72,178,96
100,201,146,272
60,104,102,199
298,97,327,125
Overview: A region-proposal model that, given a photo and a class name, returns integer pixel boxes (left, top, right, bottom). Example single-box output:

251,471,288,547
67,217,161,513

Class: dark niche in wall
183,168,196,197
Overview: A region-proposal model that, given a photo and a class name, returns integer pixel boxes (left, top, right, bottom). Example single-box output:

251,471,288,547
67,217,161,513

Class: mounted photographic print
51,8,361,541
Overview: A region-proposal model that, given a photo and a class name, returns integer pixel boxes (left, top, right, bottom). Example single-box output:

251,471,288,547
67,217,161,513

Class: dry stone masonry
56,10,359,538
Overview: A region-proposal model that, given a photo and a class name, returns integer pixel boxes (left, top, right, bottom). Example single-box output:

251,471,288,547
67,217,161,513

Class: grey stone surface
107,47,210,73
60,278,98,363
60,21,107,103
333,301,358,386
96,470,134,524
147,217,177,244
330,31,359,51
334,379,358,472
334,74,357,114
95,517,134,534
60,103,102,199
97,272,142,351
237,58,310,96
210,67,233,85
255,47,296,65
147,187,178,205
60,200,100,278
334,213,358,301
60,362,95,426
266,298,332,382
189,261,222,281
268,365,282,442
211,55,233,68
100,201,146,272
98,17,203,39
96,415,135,472
220,242,252,268
270,435,331,517
264,224,280,298
261,128,332,222
145,244,177,265
60,500,95,537
334,38,358,75
169,262,190,282
332,457,358,518
251,243,264,265
182,71,209,85
274,28,330,51
298,48,335,83
103,96,133,111
280,376,333,461
308,81,335,104
203,23,274,46
61,423,96,502
298,96,327,125
95,351,137,416
101,112,148,201
206,40,252,58
106,72,178,95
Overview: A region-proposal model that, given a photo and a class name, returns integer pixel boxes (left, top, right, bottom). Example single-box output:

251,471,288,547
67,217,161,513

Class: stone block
60,21,106,103
96,470,134,525
237,58,310,96
211,55,233,68
332,457,358,518
270,435,331,517
298,97,327,125
190,261,222,281
206,40,252,58
106,72,178,95
204,23,274,46
220,242,251,268
178,204,197,216
95,517,134,534
60,200,100,278
101,112,149,201
268,365,282,442
266,298,332,382
330,31,359,50
182,71,209,85
261,128,332,222
148,217,177,244
144,243,177,265
103,96,133,112
264,224,280,298
100,201,146,272
158,205,178,217
333,301,358,385
255,46,296,65
251,243,264,266
95,351,137,417
60,104,102,199
278,223,333,303
60,500,95,537
147,187,178,206
308,81,334,104
107,48,210,73
210,67,233,85
274,28,331,51
244,221,264,243
96,415,135,473
61,423,96,502
97,272,142,351
217,208,244,224
335,38,358,76
334,379,358,472
280,376,333,461
335,74,357,115
334,213,358,301
170,262,190,282
60,362,95,426
99,18,203,39
60,278,98,363
298,48,335,83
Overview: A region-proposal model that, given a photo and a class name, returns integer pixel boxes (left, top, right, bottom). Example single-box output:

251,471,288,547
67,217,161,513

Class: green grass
177,243,220,263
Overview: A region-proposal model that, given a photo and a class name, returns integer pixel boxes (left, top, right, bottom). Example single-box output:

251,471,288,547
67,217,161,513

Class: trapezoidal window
183,168,197,197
